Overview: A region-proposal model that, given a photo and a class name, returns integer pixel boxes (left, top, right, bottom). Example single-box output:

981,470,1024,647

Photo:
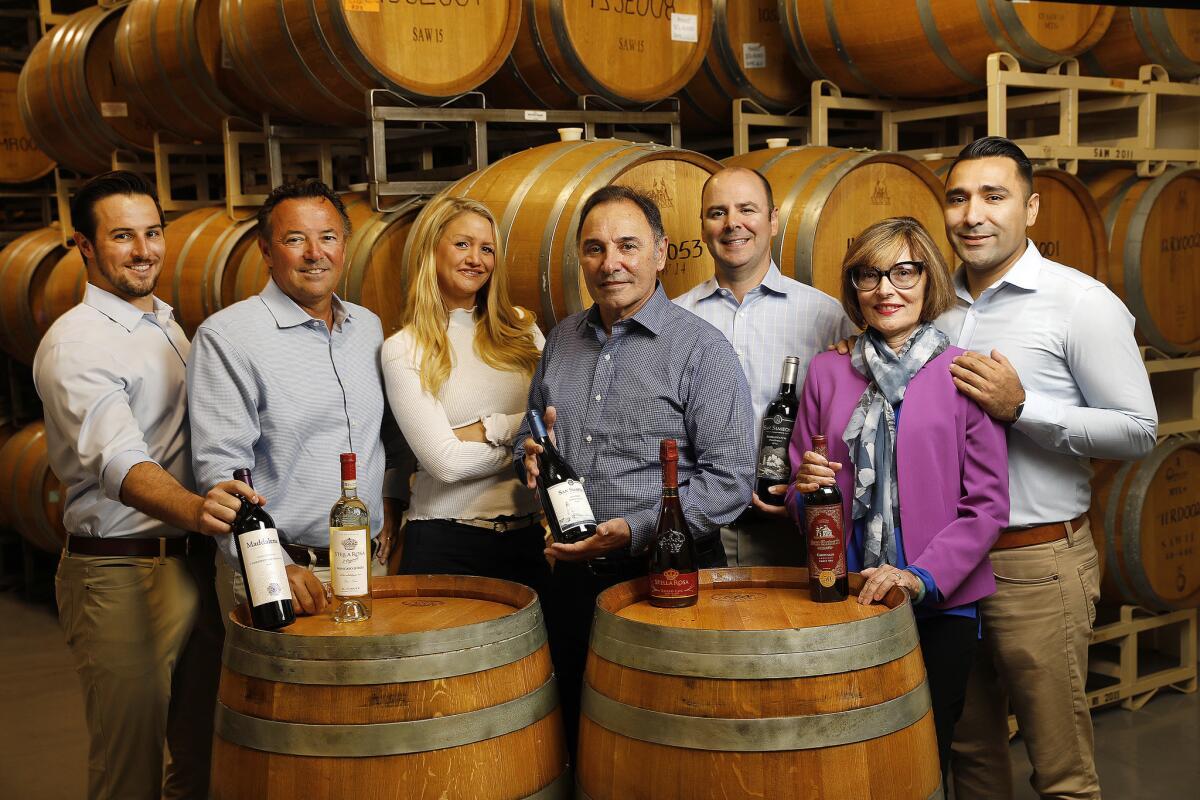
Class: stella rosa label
651,566,698,598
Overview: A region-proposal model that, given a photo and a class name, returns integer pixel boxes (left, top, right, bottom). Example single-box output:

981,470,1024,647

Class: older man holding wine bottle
515,185,756,755
189,180,407,619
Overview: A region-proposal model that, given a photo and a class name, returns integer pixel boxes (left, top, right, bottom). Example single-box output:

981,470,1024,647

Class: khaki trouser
951,518,1102,800
56,544,223,800
720,514,804,568
216,550,388,626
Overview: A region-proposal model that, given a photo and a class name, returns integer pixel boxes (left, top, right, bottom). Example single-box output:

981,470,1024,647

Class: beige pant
56,546,223,800
720,514,805,567
216,551,388,626
951,518,1102,800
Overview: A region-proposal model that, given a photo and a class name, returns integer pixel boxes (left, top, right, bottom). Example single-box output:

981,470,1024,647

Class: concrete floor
1,585,1197,799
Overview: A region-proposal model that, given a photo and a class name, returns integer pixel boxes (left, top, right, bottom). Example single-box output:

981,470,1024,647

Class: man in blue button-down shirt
515,185,755,754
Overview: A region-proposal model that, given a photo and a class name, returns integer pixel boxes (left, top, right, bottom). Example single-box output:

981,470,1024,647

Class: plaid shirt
514,284,755,555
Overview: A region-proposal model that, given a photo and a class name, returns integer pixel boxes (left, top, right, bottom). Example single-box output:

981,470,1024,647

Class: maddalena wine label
239,528,292,607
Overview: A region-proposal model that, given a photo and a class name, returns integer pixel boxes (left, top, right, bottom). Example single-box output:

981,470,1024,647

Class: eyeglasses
850,261,925,291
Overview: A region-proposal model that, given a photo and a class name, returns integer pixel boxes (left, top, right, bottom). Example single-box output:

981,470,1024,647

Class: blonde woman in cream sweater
381,196,548,596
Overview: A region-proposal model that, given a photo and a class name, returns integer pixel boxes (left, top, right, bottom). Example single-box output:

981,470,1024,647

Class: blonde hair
840,216,955,330
401,195,540,397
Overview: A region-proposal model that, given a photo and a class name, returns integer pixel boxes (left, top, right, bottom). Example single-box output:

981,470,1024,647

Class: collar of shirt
953,239,1040,305
692,262,790,305
84,283,176,331
260,277,353,330
580,282,672,337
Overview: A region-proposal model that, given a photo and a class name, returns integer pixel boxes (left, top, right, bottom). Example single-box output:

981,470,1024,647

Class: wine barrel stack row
0,2,1196,798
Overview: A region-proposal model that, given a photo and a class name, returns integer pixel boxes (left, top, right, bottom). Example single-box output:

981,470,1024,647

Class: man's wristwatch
1011,400,1025,422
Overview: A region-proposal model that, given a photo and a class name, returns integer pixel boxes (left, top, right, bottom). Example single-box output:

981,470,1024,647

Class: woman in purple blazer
785,217,1009,780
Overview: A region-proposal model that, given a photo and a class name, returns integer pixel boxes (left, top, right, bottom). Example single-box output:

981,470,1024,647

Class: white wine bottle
329,452,372,623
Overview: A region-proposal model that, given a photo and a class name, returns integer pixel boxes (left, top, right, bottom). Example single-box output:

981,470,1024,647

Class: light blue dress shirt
936,240,1157,526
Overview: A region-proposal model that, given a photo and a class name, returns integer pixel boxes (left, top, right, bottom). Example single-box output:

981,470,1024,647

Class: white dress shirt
381,307,544,522
33,284,192,538
936,240,1157,527
674,262,856,447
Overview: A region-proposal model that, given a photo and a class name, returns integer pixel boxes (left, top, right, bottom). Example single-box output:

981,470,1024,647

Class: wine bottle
804,435,849,602
328,452,372,623
231,468,295,630
649,439,698,608
756,355,800,506
527,409,597,544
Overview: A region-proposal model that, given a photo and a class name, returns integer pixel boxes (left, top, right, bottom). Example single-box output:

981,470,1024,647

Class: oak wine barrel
724,146,952,298
219,0,520,126
0,420,67,554
1089,440,1200,611
780,1,1114,98
17,4,157,174
1089,167,1200,355
0,422,13,530
1081,7,1200,81
485,0,712,108
0,226,68,365
578,567,941,799
444,139,720,328
211,575,569,800
0,69,55,183
927,160,1108,281
113,0,257,141
680,0,805,129
226,195,420,339
42,248,88,329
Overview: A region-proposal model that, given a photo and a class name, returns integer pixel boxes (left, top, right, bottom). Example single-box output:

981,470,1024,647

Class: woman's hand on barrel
793,450,841,494
285,564,329,615
859,565,923,605
545,517,631,562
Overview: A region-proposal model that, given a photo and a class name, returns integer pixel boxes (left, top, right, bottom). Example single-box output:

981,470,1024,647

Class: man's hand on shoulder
828,334,858,355
545,517,632,562
949,349,1026,422
196,479,262,536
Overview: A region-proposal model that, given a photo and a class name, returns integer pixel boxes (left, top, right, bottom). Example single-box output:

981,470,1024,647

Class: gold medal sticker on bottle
819,570,836,588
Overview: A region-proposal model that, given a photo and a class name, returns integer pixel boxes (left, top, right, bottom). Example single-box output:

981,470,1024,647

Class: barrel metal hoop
822,0,883,96
48,11,111,167
1141,10,1195,79
1121,441,1187,611
518,0,573,105
581,680,931,752
794,151,874,284
227,594,543,660
710,1,770,107
112,5,166,135
1100,174,1139,242
771,149,844,278
11,428,58,550
223,620,547,684
71,7,136,153
1104,458,1139,607
304,0,378,103
227,0,298,117
215,674,559,756
592,597,912,658
780,0,825,86
915,0,982,88
589,617,918,679
155,0,213,135
988,0,1062,67
170,208,218,317
524,769,572,800
549,0,606,102
500,141,590,258
271,0,357,117
578,782,941,800
1124,167,1199,353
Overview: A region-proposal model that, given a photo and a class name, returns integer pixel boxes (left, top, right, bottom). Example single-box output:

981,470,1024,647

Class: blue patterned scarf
844,323,949,568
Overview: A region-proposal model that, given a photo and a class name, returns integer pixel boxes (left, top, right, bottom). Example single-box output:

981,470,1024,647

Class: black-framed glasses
850,261,925,291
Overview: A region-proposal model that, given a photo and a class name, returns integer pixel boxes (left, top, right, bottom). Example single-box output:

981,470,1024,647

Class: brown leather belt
992,514,1087,551
283,538,378,568
65,534,190,558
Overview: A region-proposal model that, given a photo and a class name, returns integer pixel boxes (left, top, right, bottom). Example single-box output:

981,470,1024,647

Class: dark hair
948,136,1034,196
256,179,352,243
840,217,955,330
700,167,774,215
70,170,164,244
577,185,665,245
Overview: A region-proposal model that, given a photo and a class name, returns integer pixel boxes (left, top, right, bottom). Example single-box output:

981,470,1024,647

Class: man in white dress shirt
940,138,1157,799
33,171,257,800
675,166,855,565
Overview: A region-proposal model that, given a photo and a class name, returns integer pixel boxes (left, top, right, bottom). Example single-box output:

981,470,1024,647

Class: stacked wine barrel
0,69,54,183
0,226,85,366
0,420,68,554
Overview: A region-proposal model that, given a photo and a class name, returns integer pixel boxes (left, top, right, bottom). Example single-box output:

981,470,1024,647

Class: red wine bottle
231,468,295,629
649,439,698,608
804,435,848,603
528,409,597,544
756,355,800,506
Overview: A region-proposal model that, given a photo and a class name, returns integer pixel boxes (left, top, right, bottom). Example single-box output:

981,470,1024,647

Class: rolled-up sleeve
35,342,156,501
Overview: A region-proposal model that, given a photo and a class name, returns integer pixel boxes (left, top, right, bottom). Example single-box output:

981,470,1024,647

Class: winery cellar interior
1,1,1198,798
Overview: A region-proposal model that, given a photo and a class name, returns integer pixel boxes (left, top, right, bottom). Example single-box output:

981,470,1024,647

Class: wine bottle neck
661,459,678,490
341,480,358,498
778,382,796,397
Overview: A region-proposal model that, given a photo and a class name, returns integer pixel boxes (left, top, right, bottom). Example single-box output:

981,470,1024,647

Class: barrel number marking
1092,147,1134,159
1036,240,1059,258
590,0,677,19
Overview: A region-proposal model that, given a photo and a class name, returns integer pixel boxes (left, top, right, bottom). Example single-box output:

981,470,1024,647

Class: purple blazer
785,347,1009,608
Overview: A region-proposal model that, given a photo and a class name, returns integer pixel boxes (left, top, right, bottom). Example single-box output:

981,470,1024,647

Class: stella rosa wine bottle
527,408,598,544
756,355,800,506
649,438,699,608
231,468,295,630
329,452,372,623
804,435,849,602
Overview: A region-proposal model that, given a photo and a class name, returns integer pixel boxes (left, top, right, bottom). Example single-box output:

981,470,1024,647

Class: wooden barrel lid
0,70,54,183
1082,8,1200,81
1029,168,1108,280
0,227,67,365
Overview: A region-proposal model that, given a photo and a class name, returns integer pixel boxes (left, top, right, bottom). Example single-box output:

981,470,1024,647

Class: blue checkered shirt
674,263,857,449
513,284,756,555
